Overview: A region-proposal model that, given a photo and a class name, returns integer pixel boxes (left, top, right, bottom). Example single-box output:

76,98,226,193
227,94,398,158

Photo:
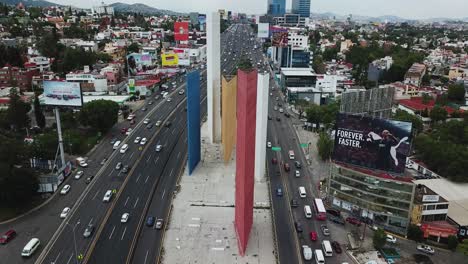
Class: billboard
258,23,269,38
43,81,83,107
174,21,189,41
198,14,206,31
128,79,135,94
161,53,179,66
333,113,413,174
126,53,153,76
272,31,289,47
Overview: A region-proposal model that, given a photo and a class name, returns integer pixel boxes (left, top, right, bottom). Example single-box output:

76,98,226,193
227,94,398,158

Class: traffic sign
300,143,308,148
271,147,281,151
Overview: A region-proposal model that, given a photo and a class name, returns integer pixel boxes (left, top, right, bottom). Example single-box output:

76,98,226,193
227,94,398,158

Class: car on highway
284,112,290,118
284,163,290,172
156,120,162,126
60,185,71,195
386,234,397,243
155,219,164,230
125,128,133,135
60,207,70,218
309,231,317,241
146,123,153,129
122,165,130,173
302,245,312,260
276,187,283,196
276,117,281,121
146,216,155,227
178,90,185,95
167,97,172,102
83,224,94,238
76,157,88,167
329,215,345,225
103,190,112,202
417,244,435,254
268,115,272,120
332,241,342,254
294,161,302,168
141,107,147,112
274,106,278,111
267,141,272,148
127,114,135,120
120,128,127,134
0,229,17,244
279,108,284,113
140,137,147,145
134,137,141,144
346,217,362,226
143,118,150,124
321,225,330,236
291,199,299,208
121,213,130,223
148,101,153,105
271,158,277,164
295,170,300,177
156,145,163,152
85,175,94,184
120,144,129,154
110,137,117,144
294,221,303,233
74,171,84,180
165,121,172,127
100,158,107,165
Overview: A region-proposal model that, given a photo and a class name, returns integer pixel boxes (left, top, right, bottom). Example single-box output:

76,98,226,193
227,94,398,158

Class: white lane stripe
109,226,115,239
108,170,113,177
146,154,152,163
154,157,159,164
53,251,61,264
170,168,174,177
161,189,166,199
121,227,127,241
124,196,130,207
177,152,181,159
145,175,149,183
88,218,94,225
66,253,73,264
92,189,100,200
143,250,149,264
133,197,139,208
129,152,135,159
136,173,141,183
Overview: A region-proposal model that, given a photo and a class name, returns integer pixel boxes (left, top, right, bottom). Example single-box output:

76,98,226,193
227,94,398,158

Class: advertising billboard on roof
333,113,413,174
161,53,179,66
174,21,189,41
126,53,153,76
198,14,206,31
258,23,269,38
272,31,288,47
43,81,83,107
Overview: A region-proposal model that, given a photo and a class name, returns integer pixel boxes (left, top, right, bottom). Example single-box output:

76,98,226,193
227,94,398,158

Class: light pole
66,221,80,264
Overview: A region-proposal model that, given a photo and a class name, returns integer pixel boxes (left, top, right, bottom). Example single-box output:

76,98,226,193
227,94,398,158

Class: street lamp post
66,221,80,264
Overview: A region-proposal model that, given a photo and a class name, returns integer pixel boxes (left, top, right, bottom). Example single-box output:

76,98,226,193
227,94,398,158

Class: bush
373,228,387,249
407,224,424,242
448,235,459,251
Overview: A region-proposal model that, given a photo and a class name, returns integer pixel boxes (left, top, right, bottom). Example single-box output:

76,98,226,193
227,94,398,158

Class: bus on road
313,198,327,220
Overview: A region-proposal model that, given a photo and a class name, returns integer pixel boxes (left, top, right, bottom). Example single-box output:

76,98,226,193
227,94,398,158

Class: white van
304,205,312,218
113,140,121,150
299,186,306,198
314,249,325,264
302,245,312,260
21,238,40,257
322,240,333,257
103,190,113,202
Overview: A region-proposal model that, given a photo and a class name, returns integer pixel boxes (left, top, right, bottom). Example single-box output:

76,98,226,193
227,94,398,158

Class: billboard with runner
333,113,413,174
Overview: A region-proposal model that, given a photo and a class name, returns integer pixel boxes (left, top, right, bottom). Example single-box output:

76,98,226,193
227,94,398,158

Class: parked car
0,230,16,244
146,216,155,227
155,219,164,229
110,137,117,144
309,231,317,241
386,234,397,243
125,128,133,135
329,215,345,225
156,120,162,126
276,117,281,121
294,221,303,233
156,145,163,152
326,209,341,217
417,244,435,254
60,185,71,195
346,217,362,226
321,224,330,236
147,123,153,129
332,241,342,253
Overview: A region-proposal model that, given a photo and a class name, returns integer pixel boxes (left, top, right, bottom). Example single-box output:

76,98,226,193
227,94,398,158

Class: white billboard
258,23,269,38
43,81,83,107
422,195,440,203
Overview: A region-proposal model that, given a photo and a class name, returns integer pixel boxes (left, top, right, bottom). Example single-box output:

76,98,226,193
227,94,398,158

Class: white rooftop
280,67,315,77
83,95,130,104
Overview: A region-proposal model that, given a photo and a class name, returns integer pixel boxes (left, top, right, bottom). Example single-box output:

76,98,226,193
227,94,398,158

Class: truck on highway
76,157,88,167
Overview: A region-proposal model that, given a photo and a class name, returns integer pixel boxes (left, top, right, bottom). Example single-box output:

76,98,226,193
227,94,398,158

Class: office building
291,0,311,18
267,0,286,16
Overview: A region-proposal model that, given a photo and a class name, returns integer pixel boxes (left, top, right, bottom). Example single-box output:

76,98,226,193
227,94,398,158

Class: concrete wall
207,12,221,143
254,72,269,181
187,71,201,174
235,69,257,256
221,76,237,163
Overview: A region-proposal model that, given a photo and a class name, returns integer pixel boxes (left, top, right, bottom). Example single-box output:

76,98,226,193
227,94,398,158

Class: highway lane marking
171,129,175,135
88,218,94,225
66,253,73,264
177,151,181,159
184,138,187,143
136,173,141,183
143,250,149,264
146,154,152,163
129,152,135,159
109,225,115,240
154,156,159,164
108,170,113,177
145,175,150,183
53,251,61,264
161,189,166,199
133,197,140,208
170,168,174,177
121,227,127,241
92,189,100,200
124,196,130,207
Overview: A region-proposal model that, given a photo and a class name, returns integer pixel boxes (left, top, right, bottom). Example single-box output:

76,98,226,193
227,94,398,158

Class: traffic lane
131,128,188,264
88,112,186,263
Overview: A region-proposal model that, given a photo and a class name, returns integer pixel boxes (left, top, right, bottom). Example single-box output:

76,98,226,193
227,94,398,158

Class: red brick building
0,66,39,91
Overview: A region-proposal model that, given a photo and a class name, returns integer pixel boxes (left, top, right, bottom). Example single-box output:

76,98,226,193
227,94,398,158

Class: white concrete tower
207,12,221,143
255,72,270,182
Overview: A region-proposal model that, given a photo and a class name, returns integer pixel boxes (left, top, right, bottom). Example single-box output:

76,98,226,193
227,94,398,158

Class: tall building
291,0,311,18
267,0,286,16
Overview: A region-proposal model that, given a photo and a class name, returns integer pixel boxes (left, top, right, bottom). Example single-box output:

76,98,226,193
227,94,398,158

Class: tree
317,132,333,161
33,95,45,129
0,166,38,207
127,42,140,54
407,224,423,242
448,235,459,251
430,106,447,123
447,83,466,103
79,100,119,133
306,104,323,126
421,93,432,105
237,56,253,71
393,109,423,134
295,99,309,119
373,229,387,249
6,88,31,132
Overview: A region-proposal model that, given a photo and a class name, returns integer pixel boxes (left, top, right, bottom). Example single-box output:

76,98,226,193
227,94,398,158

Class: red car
346,217,362,226
0,229,16,244
120,127,127,134
271,158,278,164
284,163,290,172
309,231,317,241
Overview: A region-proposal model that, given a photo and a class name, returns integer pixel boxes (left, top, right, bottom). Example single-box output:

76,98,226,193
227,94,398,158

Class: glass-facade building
280,47,311,68
268,0,286,16
327,163,415,235
291,0,311,18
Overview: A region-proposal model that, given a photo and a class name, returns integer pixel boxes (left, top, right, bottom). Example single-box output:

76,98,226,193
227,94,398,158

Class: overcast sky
55,0,468,20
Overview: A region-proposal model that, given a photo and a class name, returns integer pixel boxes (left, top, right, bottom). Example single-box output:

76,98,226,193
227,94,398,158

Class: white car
267,141,272,148
103,190,112,202
127,114,135,120
140,138,147,145
143,118,150,124
386,234,397,243
134,137,141,144
60,185,71,195
295,170,300,177
74,171,84,180
120,144,129,154
60,207,70,218
417,244,435,254
125,128,133,135
178,90,185,95
279,108,284,113
166,97,172,102
155,145,162,152
121,213,130,223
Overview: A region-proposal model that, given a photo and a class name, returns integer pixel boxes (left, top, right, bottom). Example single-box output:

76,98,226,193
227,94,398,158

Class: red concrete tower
234,69,257,256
